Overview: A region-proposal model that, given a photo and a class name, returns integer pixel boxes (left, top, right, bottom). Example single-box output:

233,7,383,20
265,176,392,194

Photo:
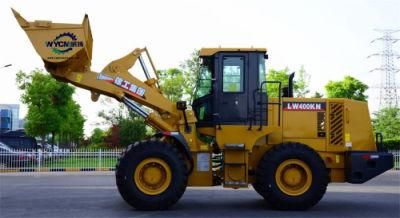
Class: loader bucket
12,9,93,75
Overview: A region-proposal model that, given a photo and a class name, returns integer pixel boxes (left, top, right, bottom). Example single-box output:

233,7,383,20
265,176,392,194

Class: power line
368,29,400,108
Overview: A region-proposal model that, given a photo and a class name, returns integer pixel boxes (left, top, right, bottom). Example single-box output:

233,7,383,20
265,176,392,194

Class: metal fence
0,149,399,173
0,148,123,172
390,150,400,170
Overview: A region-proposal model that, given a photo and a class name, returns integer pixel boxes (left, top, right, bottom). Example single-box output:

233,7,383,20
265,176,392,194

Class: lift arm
12,9,190,131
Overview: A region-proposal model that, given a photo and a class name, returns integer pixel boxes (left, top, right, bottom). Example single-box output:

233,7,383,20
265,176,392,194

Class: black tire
254,142,329,210
116,139,188,210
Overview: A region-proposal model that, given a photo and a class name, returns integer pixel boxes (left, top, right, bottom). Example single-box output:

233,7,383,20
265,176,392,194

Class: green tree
16,69,84,147
59,101,85,146
118,115,147,147
98,99,147,147
87,127,107,149
265,67,310,97
294,66,311,97
372,107,400,140
90,128,106,144
158,68,185,102
266,68,290,97
157,50,200,103
325,76,368,101
98,101,124,126
180,49,200,102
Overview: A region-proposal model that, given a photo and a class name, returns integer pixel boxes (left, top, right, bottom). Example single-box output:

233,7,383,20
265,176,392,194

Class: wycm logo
45,32,84,54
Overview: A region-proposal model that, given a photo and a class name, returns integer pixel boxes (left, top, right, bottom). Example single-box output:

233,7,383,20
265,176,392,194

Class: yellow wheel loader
12,9,394,210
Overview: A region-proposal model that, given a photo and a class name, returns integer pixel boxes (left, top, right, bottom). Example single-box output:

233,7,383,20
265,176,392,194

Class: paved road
1,171,399,218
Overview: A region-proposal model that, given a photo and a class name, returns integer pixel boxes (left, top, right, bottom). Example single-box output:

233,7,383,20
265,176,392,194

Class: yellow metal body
13,9,378,190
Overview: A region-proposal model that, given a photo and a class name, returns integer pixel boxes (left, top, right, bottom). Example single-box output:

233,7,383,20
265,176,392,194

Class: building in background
0,104,21,133
19,119,25,129
0,109,12,132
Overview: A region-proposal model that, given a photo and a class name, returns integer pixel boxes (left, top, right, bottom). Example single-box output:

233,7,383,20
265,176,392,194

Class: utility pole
368,29,400,108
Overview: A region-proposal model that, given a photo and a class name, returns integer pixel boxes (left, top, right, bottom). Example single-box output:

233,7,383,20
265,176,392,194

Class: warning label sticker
197,153,210,172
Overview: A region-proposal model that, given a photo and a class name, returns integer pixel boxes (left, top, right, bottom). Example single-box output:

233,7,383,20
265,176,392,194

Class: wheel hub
283,168,302,186
275,159,312,196
134,158,172,195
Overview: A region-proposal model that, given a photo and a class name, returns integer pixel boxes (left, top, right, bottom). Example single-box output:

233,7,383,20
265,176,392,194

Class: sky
0,0,399,136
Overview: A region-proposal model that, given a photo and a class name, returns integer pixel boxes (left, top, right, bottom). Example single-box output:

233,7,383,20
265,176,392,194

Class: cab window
194,58,213,99
223,57,244,92
258,54,266,87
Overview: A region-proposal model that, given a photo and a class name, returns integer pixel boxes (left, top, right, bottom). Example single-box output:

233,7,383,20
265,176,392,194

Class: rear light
361,154,380,160
163,131,179,136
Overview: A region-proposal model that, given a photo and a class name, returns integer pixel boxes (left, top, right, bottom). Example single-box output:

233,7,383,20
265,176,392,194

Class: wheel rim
275,159,312,196
134,158,172,195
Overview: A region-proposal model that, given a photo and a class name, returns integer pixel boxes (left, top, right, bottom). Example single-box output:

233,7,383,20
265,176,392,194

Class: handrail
257,81,282,130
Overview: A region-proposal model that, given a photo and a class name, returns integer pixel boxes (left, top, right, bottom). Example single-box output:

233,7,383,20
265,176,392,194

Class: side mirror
176,101,187,110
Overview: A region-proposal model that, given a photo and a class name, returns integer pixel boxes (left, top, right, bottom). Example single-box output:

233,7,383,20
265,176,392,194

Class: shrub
86,143,108,150
382,138,400,150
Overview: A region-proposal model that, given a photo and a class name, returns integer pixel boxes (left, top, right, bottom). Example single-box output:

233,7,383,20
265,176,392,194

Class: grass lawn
42,157,117,168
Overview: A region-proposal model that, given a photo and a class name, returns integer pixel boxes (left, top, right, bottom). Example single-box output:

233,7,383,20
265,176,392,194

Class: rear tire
116,139,188,210
254,142,329,210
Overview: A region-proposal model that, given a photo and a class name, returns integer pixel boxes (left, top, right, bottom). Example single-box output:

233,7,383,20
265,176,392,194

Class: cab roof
199,48,267,57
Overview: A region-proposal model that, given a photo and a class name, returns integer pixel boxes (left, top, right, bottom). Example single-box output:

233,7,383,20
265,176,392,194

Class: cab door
217,53,249,124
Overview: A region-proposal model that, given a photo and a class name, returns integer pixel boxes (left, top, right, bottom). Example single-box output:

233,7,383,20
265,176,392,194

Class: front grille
329,103,344,146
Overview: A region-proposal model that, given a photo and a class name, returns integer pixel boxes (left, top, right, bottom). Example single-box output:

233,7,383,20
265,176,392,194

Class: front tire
254,142,329,210
116,139,188,210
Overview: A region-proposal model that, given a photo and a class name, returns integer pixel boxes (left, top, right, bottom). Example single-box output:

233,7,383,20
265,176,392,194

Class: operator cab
192,48,268,128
